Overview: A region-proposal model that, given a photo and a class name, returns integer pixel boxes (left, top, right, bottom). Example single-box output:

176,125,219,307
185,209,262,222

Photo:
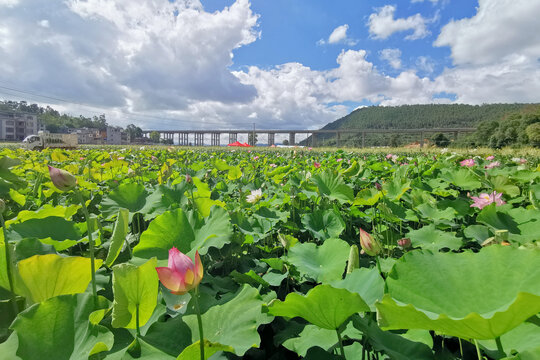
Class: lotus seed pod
494,230,509,243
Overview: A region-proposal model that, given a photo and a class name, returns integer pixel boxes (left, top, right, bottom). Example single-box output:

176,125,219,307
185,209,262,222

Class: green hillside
302,103,539,147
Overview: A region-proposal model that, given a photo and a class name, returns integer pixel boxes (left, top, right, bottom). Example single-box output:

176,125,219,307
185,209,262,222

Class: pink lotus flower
336,158,343,162
269,163,277,168
313,162,321,168
48,165,77,191
486,155,495,161
386,154,393,159
156,247,203,295
460,159,475,167
359,228,382,256
485,161,501,169
470,191,506,209
253,156,259,160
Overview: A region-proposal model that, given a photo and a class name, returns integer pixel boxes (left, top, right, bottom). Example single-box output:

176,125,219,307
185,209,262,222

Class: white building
0,112,42,141
106,126,130,145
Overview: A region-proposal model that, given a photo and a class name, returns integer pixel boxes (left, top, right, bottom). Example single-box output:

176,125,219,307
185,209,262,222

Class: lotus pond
0,146,539,360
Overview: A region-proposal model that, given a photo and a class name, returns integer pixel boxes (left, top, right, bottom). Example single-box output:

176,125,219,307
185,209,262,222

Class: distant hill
301,103,539,146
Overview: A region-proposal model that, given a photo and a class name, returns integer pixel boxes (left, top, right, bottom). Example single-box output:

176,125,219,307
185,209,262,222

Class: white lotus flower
246,189,263,204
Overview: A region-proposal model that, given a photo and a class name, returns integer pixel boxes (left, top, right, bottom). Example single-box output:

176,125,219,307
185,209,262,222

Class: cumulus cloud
318,24,357,46
379,48,402,69
0,0,259,111
434,0,540,66
416,56,435,74
368,5,431,40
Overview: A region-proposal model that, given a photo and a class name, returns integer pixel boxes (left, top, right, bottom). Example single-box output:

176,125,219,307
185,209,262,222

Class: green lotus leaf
478,321,540,358
353,188,382,206
267,284,369,330
330,267,384,311
407,224,462,251
477,205,540,243
440,168,482,190
112,258,158,330
0,293,113,360
311,171,354,204
133,206,232,259
182,285,274,356
383,177,411,201
7,216,83,251
100,183,149,219
376,246,540,340
352,315,434,360
301,209,346,241
18,254,102,303
287,238,350,283
142,315,193,356
176,340,234,360
105,208,130,267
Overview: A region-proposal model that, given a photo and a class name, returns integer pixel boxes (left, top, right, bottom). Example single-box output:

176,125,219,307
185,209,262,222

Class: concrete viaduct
141,128,476,148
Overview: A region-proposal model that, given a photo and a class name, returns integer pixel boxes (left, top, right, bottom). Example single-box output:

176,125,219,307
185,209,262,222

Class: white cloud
318,24,358,46
0,0,259,112
0,0,18,7
379,48,402,69
416,56,435,74
411,0,440,3
368,5,430,40
435,0,540,66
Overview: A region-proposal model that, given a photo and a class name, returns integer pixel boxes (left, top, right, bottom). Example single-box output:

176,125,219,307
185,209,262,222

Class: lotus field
0,146,539,360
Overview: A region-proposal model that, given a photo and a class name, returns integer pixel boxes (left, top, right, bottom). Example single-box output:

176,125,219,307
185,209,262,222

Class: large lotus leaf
230,207,285,240
182,285,274,356
376,246,540,340
287,238,350,283
141,315,193,356
112,258,158,329
6,205,79,226
7,216,83,251
383,177,411,201
0,293,113,360
105,208,130,267
353,188,382,206
414,203,456,225
301,209,346,241
478,322,540,358
267,285,369,330
176,340,234,360
133,206,232,259
477,205,540,243
330,267,384,311
0,156,25,193
440,168,482,190
282,322,362,357
100,183,149,219
311,171,354,204
352,316,434,360
18,254,102,303
406,224,462,251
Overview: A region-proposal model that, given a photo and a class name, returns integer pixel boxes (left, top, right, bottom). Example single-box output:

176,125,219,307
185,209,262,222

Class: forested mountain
301,103,540,147
321,104,535,130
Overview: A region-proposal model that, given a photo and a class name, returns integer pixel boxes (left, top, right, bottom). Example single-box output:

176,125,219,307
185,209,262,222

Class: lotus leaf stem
76,190,98,307
336,328,345,358
495,337,504,356
193,286,205,360
136,303,141,337
473,339,483,360
0,213,18,316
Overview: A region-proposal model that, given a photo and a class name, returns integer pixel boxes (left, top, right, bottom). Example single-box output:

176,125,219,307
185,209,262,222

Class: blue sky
0,0,539,130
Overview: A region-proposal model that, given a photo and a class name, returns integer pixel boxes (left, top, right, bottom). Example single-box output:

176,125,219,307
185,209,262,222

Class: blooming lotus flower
359,228,382,256
269,163,277,168
156,247,203,295
246,189,263,203
485,161,501,169
336,158,343,162
313,162,321,168
460,159,475,167
470,191,506,209
48,165,77,191
486,155,495,161
386,154,393,159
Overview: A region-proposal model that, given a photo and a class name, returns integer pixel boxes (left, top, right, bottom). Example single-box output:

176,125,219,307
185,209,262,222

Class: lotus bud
374,182,382,191
185,174,192,183
397,238,411,249
48,165,77,191
347,245,360,274
0,199,5,213
359,228,382,256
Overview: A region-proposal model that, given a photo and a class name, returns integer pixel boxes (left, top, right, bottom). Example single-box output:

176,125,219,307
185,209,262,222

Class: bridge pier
289,132,295,146
311,133,316,147
211,133,220,146
268,133,275,146
229,133,238,144
194,133,204,146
